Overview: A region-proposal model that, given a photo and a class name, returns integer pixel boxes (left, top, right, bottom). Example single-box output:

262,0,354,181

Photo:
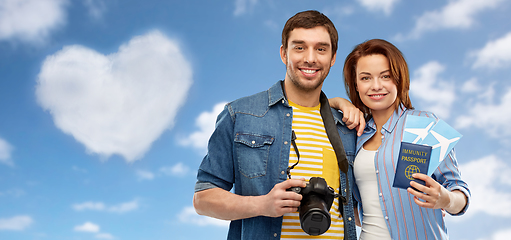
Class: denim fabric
195,80,358,240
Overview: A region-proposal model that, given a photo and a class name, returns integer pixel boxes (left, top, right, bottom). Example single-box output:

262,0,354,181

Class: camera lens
299,194,331,236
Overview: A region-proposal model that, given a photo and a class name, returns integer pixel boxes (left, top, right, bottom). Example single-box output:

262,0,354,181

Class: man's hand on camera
260,179,306,217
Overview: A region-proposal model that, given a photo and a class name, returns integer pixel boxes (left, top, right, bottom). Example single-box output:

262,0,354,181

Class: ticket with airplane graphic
401,115,463,176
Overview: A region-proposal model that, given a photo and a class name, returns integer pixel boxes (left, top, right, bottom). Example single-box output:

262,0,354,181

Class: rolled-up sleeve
434,148,471,216
195,104,236,193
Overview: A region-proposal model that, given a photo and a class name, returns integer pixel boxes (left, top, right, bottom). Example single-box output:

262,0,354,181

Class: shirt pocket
234,133,274,179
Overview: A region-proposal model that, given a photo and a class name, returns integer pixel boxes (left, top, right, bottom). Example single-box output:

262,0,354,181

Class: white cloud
74,222,115,239
178,206,229,227
107,199,139,213
471,32,511,70
486,228,511,240
0,215,33,231
136,170,155,181
73,201,106,211
395,0,505,40
0,137,14,166
0,0,68,44
95,233,115,239
35,30,193,162
460,155,511,218
72,199,139,213
74,221,100,233
83,0,107,20
410,61,455,119
456,87,511,138
233,0,257,16
357,0,399,15
179,102,226,153
160,162,190,177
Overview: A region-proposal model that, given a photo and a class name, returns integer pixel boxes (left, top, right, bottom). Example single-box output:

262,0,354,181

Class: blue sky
1,0,510,239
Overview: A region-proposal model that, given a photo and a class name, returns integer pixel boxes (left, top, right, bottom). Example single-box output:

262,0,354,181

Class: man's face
281,26,336,93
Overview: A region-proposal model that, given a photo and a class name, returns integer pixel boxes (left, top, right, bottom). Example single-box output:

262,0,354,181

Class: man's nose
304,49,317,64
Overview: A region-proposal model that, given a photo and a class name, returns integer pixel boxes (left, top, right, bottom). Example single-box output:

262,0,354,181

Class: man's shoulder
226,81,284,115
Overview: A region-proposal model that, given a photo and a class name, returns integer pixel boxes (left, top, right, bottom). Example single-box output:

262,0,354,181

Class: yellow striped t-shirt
281,100,344,240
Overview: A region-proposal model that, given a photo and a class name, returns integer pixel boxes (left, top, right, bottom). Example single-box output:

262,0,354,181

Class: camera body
288,177,336,236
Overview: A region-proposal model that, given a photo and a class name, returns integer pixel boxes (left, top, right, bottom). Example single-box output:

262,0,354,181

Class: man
193,10,363,240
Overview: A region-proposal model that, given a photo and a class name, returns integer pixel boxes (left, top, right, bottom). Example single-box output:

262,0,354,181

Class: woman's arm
407,173,468,214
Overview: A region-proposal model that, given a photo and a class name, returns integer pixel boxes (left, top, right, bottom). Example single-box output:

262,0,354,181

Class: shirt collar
268,80,287,107
366,104,407,134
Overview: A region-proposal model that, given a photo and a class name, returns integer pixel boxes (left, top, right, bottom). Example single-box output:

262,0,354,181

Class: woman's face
355,54,398,117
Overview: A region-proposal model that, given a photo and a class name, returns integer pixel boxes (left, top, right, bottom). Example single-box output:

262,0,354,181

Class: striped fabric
354,106,470,240
281,101,344,240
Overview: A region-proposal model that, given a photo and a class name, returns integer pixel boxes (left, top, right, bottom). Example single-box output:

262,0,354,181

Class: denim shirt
195,81,358,240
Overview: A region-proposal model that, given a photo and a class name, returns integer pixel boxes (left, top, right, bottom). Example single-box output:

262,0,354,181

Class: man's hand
407,173,467,214
328,97,365,136
260,179,306,217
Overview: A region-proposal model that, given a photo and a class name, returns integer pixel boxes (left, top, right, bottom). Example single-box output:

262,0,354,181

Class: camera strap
319,92,350,233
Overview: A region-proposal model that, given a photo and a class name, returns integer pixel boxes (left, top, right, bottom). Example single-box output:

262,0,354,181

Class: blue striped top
353,106,471,240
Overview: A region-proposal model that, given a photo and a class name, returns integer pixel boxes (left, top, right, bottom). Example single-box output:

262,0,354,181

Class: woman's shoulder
403,108,438,120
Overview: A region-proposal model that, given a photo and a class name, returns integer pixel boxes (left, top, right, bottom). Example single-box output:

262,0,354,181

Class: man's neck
283,79,322,107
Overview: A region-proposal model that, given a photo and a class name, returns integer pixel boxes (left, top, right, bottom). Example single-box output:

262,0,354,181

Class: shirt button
385,216,389,220
286,113,290,117
348,217,352,221
284,141,288,145
274,233,278,237
375,170,379,174
281,171,285,175
379,193,382,197
282,100,285,104
344,189,347,192
251,140,255,144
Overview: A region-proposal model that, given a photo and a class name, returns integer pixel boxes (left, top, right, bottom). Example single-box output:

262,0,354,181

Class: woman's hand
407,173,467,214
328,97,365,136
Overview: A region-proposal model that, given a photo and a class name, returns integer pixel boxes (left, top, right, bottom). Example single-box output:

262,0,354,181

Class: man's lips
300,68,319,76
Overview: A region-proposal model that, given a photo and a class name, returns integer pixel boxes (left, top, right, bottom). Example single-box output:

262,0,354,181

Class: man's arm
193,179,306,221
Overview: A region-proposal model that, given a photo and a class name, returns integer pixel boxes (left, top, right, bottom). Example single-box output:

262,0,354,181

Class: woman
330,39,470,240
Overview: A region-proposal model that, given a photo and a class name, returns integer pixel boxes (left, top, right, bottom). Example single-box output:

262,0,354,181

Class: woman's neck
371,108,395,133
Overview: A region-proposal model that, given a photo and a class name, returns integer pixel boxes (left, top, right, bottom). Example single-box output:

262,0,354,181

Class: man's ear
280,45,287,65
330,52,337,67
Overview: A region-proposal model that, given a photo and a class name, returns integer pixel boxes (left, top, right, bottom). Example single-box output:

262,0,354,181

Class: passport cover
392,142,432,189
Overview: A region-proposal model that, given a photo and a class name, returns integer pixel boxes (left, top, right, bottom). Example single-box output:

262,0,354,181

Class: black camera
287,177,336,236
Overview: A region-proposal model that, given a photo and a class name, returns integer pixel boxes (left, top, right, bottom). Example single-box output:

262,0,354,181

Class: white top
354,148,392,240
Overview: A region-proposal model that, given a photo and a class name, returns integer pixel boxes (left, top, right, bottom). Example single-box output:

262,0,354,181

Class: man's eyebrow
290,40,305,45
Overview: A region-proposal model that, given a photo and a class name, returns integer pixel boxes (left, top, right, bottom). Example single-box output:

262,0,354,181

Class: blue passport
392,142,432,190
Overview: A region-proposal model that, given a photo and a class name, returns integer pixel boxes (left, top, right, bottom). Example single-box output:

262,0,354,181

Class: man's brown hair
281,10,338,57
